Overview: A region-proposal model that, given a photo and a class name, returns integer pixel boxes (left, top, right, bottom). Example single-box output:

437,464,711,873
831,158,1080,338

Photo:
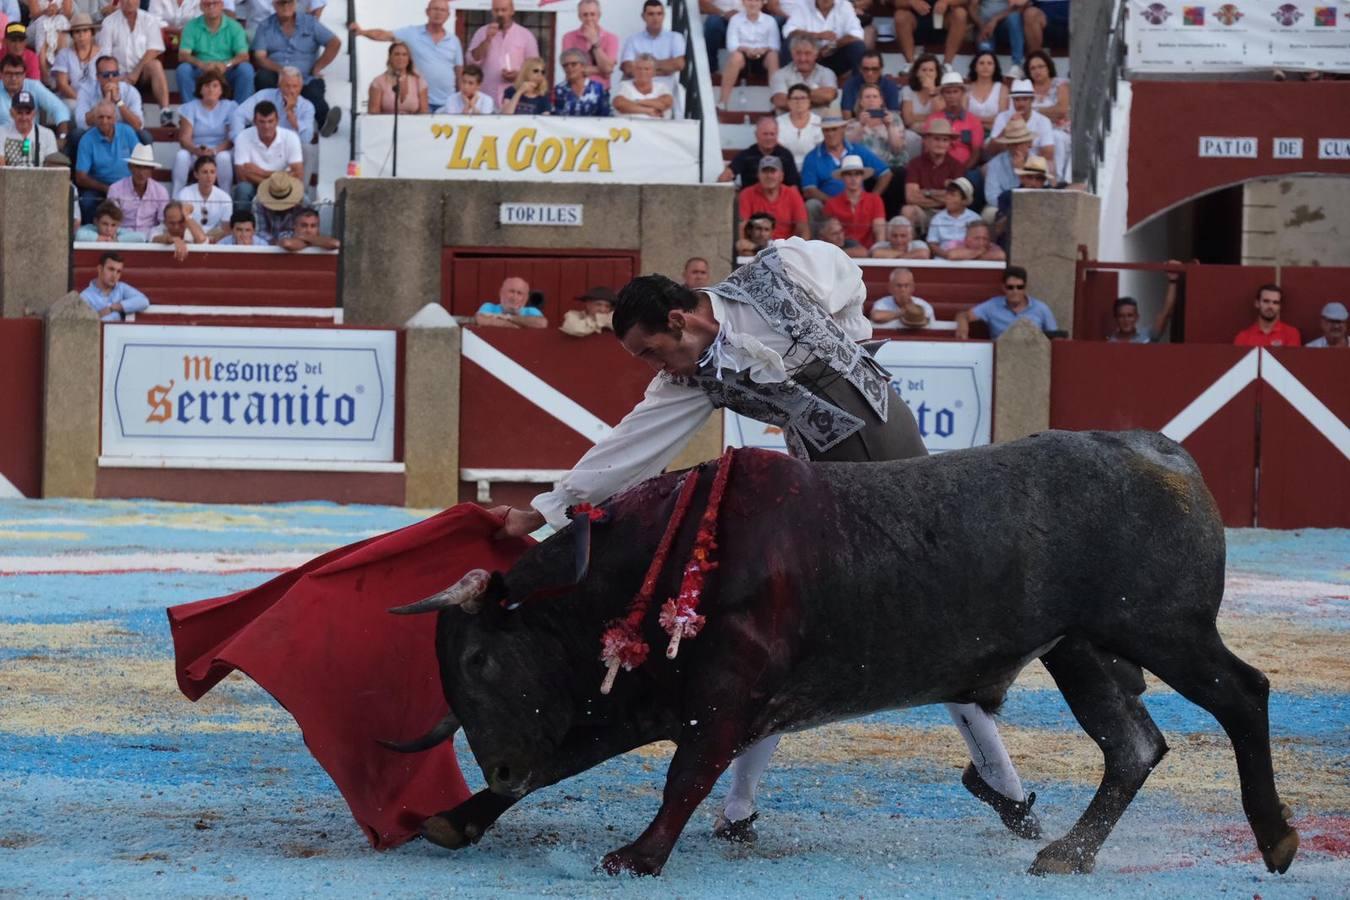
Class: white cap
1010,78,1034,96
939,71,965,88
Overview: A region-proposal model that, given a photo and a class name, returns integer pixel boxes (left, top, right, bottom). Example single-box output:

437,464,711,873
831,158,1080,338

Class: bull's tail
377,711,460,753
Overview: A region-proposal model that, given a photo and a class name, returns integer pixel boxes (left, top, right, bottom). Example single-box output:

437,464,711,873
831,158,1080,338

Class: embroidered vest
669,246,891,458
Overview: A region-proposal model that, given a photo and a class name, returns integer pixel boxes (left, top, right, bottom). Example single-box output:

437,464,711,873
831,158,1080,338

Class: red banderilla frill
660,449,733,659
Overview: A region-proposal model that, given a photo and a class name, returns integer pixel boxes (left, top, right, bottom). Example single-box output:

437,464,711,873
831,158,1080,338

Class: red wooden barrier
0,318,44,498
72,248,339,309
1073,268,1120,342
1050,342,1259,526
1257,348,1350,529
1182,264,1277,345
1277,267,1350,339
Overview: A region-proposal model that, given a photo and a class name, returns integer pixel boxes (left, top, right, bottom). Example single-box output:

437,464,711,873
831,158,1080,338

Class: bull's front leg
421,789,518,850
601,725,745,876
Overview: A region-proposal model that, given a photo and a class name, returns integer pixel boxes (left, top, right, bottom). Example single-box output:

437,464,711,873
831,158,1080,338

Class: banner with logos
102,325,398,463
358,115,702,184
724,341,994,454
1127,0,1350,72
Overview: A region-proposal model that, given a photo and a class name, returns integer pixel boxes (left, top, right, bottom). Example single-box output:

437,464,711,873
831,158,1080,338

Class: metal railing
1071,0,1127,190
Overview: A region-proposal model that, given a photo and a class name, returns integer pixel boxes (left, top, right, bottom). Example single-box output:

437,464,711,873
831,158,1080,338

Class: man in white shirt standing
98,0,173,124
488,237,1043,848
231,98,303,209
783,0,866,77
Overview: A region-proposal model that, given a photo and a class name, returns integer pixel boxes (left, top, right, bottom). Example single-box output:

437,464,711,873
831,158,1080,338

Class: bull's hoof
713,811,759,844
1028,839,1096,876
962,763,1043,840
420,814,481,851
1262,827,1299,874
600,845,664,877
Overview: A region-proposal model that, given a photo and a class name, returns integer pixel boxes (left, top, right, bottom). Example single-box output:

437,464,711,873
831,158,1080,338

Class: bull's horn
389,569,490,615
377,711,460,753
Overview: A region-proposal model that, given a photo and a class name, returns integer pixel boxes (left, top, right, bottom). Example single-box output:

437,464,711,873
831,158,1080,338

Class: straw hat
64,13,97,33
124,144,162,169
1016,156,1050,178
833,153,875,180
1000,117,1034,144
257,171,306,211
924,118,954,137
900,304,931,328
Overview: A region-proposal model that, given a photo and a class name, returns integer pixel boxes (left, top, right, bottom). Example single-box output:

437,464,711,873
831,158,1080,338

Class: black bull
388,430,1299,877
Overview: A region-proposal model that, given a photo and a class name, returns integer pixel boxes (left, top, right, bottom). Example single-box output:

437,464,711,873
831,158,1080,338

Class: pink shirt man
924,110,984,168
467,21,540,103
107,176,170,233
561,27,618,89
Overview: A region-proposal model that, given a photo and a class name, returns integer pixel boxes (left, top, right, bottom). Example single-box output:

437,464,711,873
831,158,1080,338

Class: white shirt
870,294,935,326
775,111,822,169
175,183,233,231
707,0,743,13
783,1,865,52
768,62,837,103
150,223,204,243
439,91,496,115
147,0,203,29
1,123,59,166
97,9,167,73
991,108,1055,152
532,237,869,528
232,125,303,171
615,79,673,119
727,11,780,52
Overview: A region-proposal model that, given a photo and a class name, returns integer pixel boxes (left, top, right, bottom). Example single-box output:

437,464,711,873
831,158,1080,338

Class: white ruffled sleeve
771,237,873,341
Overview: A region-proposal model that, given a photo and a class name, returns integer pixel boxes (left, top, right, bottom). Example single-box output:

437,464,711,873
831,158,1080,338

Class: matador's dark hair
613,274,700,338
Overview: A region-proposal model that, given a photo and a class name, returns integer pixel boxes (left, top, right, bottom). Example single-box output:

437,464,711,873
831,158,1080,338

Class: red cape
167,504,532,849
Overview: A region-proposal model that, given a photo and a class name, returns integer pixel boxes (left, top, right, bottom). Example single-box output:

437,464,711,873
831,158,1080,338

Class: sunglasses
99,70,122,78
1005,283,1027,291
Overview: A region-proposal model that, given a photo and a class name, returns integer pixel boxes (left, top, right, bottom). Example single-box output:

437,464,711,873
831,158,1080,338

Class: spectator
870,266,935,328
149,199,207,259
552,48,609,116
845,82,907,212
98,0,172,124
3,23,38,80
721,114,801,187
215,206,256,244
613,53,672,119
172,69,235,192
31,4,75,84
899,52,940,131
893,0,969,69
735,211,775,256
841,49,899,117
74,197,146,240
901,118,963,234
979,116,1032,220
51,14,103,108
1306,302,1348,348
349,0,461,112
973,1,1027,72
737,155,808,239
768,36,837,114
560,285,616,337
924,71,982,168
990,79,1054,168
177,0,252,110
0,52,70,141
944,219,1005,260
682,257,711,289
176,153,231,235
234,65,314,140
699,0,740,75
67,0,113,27
991,153,1047,247
801,115,889,217
717,0,779,110
822,154,884,248
440,63,494,114
816,215,866,258
955,264,1057,339
79,249,149,320
251,0,340,136
774,85,821,172
1025,50,1069,181
965,50,1008,134
475,276,547,328
73,99,138,222
250,168,301,241
148,0,208,30
1107,274,1178,344
107,141,167,231
561,0,617,89
1234,284,1301,348
784,0,865,78
869,214,931,258
75,53,145,142
278,205,337,252
502,56,551,115
236,0,326,36
364,42,428,116
1023,0,1069,57
0,90,58,165
926,177,981,255
467,0,539,104
620,0,684,88
231,99,301,208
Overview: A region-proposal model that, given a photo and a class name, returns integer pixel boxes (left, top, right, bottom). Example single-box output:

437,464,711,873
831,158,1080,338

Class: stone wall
1242,176,1350,267
0,168,71,320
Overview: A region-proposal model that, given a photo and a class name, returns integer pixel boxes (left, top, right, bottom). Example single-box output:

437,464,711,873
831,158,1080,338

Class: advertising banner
102,325,397,463
1127,0,1350,72
358,115,702,184
725,341,994,454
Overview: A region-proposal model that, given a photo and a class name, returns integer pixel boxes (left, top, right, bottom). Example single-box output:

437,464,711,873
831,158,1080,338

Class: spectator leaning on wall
80,249,150,321
955,264,1057,340
475,276,548,328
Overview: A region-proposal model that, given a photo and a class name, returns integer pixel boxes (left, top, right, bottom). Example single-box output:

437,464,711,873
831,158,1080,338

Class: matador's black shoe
712,811,759,844
962,763,1043,840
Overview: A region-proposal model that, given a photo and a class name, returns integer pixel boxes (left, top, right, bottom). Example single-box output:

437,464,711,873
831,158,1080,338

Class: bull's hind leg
1117,628,1299,874
1031,637,1168,875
